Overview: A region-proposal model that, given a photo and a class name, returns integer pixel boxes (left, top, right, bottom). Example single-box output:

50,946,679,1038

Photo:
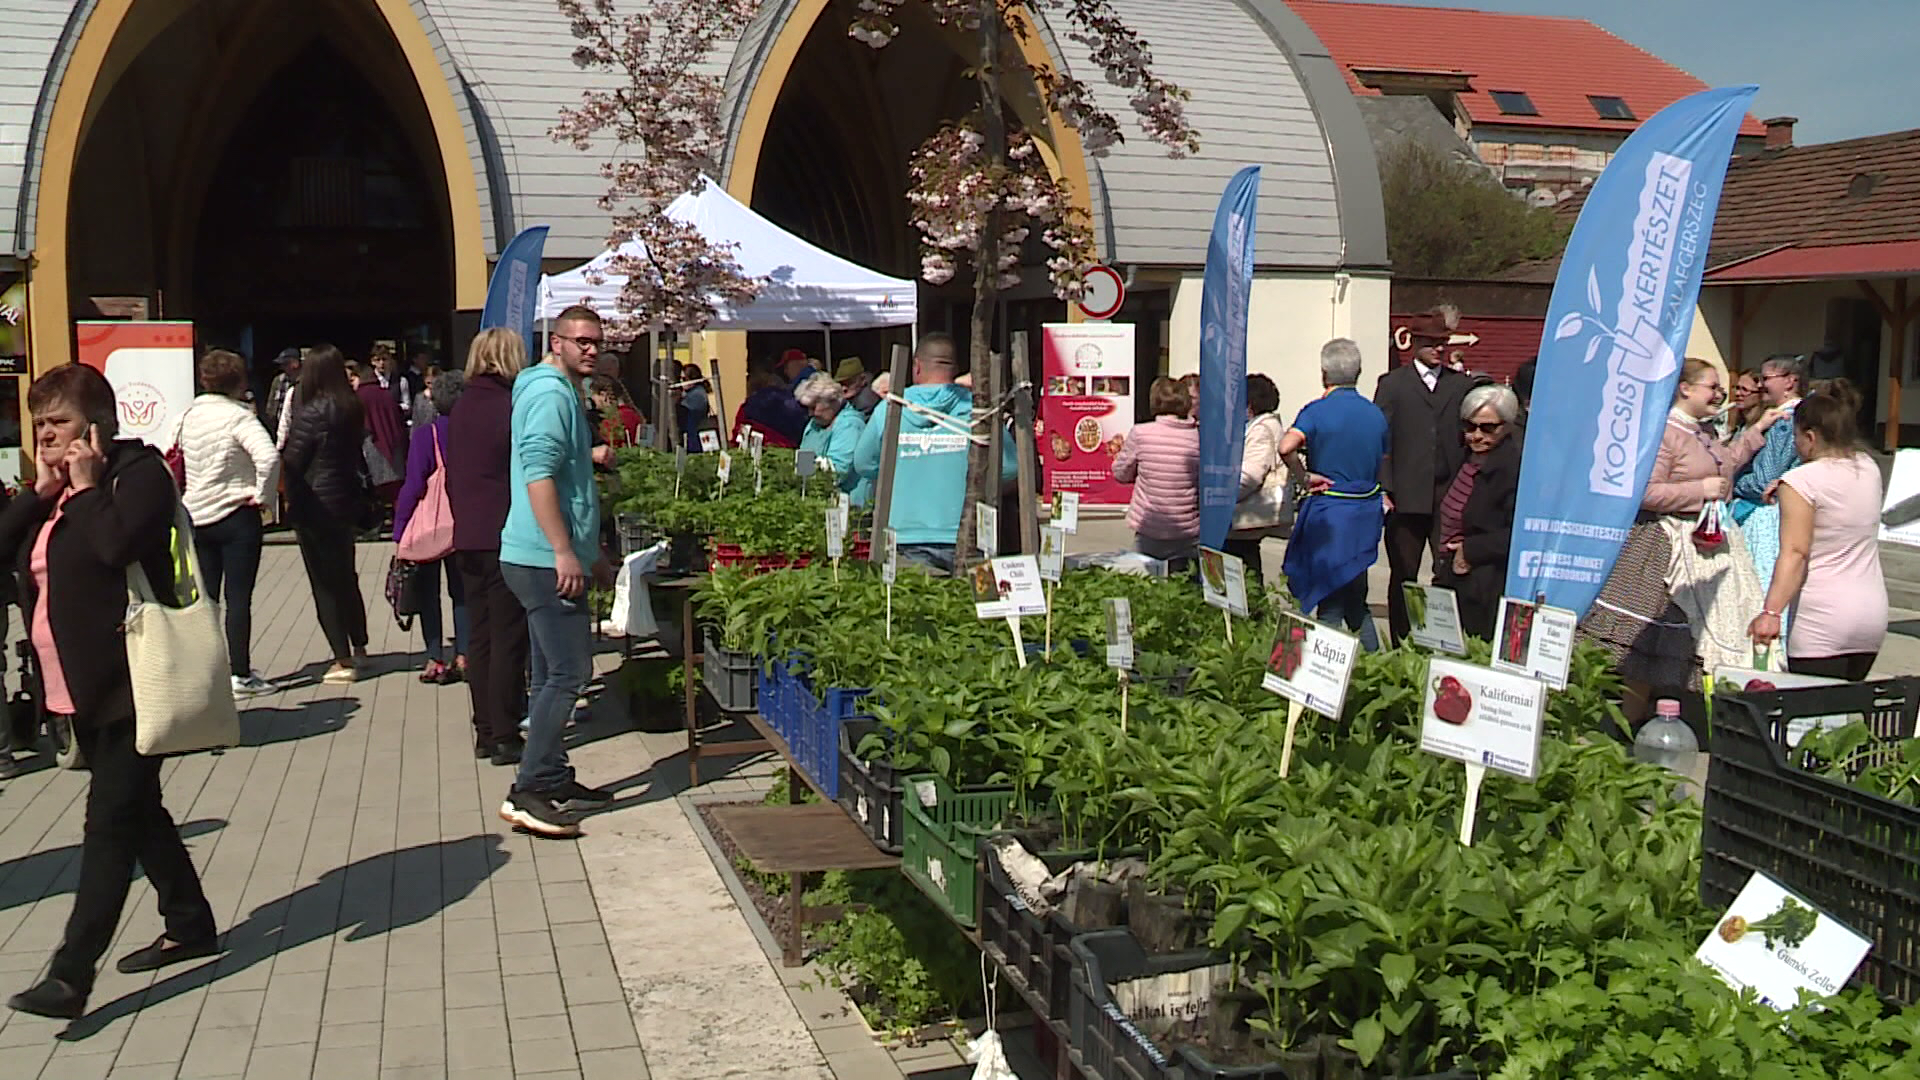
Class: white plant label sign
1489,597,1577,690
1418,657,1548,781
699,430,721,452
972,556,1046,619
976,502,999,560
825,508,846,559
1261,609,1358,720
1199,547,1248,618
1053,491,1081,534
1038,524,1066,583
715,451,732,493
1403,583,1467,656
1106,598,1134,670
881,528,899,585
1696,872,1870,1012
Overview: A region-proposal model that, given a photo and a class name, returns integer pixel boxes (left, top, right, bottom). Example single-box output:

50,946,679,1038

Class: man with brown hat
1373,308,1471,643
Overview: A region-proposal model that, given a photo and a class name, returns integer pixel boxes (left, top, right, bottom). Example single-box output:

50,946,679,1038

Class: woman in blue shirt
796,373,872,505
1278,338,1388,650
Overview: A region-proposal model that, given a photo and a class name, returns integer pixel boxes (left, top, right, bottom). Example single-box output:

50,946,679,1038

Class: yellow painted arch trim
724,1,1097,249
27,0,488,373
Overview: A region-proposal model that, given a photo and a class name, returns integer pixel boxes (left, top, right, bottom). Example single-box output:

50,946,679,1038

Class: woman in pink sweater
1112,377,1200,567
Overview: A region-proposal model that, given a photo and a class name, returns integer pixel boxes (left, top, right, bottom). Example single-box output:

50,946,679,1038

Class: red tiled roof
1706,239,1920,283
1287,0,1765,137
1709,128,1920,267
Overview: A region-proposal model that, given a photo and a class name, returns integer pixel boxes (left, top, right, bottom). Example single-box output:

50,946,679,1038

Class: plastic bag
605,541,669,638
966,1030,1014,1080
1692,499,1727,553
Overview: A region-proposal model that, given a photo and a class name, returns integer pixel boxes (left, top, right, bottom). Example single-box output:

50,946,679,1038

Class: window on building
1588,95,1636,121
1489,90,1539,116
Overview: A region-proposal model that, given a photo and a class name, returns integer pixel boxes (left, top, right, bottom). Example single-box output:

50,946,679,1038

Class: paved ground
0,538,978,1080
0,521,1909,1080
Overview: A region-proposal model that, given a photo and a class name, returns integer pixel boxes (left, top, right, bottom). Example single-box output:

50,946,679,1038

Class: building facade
1,0,1388,425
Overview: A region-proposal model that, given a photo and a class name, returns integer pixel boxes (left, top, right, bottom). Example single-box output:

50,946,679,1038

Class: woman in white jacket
1225,374,1289,583
179,350,281,697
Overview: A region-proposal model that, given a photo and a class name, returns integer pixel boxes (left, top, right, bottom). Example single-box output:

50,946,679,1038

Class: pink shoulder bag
396,429,456,562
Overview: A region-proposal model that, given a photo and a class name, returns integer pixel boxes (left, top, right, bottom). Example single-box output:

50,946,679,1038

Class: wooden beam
1857,279,1895,323
867,343,911,561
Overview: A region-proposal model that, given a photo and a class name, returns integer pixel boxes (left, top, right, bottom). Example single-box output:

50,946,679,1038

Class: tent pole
706,342,727,452
824,325,832,373
648,331,663,449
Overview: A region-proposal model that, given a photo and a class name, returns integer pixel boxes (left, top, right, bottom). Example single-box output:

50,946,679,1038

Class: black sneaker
552,779,614,811
499,789,581,839
490,738,524,767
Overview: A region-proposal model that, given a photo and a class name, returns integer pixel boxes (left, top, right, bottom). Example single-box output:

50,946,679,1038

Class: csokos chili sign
1506,86,1756,617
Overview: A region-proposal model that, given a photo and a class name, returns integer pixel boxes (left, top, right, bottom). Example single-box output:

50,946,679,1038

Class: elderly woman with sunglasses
1431,385,1524,640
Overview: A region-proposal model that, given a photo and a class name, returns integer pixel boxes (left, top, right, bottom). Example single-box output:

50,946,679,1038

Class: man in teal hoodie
853,333,1017,572
498,304,615,839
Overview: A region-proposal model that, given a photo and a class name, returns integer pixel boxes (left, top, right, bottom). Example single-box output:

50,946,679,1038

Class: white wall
1696,278,1920,430
1166,270,1392,422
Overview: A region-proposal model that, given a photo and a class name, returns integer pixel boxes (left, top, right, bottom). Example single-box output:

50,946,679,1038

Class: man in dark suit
1373,310,1471,643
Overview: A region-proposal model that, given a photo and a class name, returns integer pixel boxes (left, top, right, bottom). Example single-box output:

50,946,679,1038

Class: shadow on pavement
0,820,228,914
237,697,359,746
57,834,510,1041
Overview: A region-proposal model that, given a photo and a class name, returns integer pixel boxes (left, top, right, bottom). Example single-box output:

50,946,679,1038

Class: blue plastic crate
790,687,838,798
824,687,876,725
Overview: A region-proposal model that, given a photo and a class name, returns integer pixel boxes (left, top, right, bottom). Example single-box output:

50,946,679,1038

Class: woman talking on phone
0,364,218,1020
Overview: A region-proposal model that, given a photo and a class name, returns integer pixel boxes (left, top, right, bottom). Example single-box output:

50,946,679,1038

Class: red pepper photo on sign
1432,674,1473,725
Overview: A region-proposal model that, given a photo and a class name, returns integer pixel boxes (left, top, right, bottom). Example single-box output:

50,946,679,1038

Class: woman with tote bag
0,364,224,1020
394,371,469,684
1225,374,1294,583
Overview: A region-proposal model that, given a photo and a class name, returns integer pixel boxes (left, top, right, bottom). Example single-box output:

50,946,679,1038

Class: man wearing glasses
497,305,617,838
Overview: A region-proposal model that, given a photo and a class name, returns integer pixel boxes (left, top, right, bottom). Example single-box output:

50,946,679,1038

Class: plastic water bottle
1634,699,1701,781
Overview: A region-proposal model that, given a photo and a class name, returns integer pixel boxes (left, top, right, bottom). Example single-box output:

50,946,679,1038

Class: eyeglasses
1762,372,1794,384
1461,420,1505,435
558,335,603,351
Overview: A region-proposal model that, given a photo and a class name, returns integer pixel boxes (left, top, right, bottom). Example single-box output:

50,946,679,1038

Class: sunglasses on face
1462,420,1505,435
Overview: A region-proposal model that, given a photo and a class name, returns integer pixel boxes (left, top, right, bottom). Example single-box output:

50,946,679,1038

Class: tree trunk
956,2,1007,571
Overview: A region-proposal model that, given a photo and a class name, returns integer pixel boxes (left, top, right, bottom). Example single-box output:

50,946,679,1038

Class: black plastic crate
701,631,757,713
1703,679,1920,1004
837,718,905,853
979,838,1112,1022
1067,929,1287,1080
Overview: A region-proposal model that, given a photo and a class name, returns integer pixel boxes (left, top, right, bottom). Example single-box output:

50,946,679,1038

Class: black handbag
384,557,423,631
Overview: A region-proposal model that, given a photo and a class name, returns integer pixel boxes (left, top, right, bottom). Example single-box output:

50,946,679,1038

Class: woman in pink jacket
1112,377,1200,568
1581,358,1783,720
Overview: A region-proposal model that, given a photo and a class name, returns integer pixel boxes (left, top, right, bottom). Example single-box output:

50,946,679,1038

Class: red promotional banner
1040,322,1135,506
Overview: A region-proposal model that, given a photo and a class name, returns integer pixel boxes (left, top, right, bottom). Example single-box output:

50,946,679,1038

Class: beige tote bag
127,501,240,756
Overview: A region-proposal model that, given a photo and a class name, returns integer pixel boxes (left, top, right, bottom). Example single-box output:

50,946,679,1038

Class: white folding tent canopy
535,175,917,333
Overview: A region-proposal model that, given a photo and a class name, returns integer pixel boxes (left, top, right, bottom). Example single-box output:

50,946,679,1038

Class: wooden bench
707,797,900,965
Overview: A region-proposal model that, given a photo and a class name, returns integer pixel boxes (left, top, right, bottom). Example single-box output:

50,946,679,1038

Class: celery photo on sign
1696,872,1870,1012
1402,583,1467,656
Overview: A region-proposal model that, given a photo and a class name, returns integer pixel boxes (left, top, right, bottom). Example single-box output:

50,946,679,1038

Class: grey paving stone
502,972,567,1019
578,1046,652,1080
567,1001,641,1052
199,988,267,1029
241,1041,316,1080
38,1050,117,1080
511,1033,580,1075
382,986,445,1028
322,987,384,1026
444,972,506,1010
178,1023,257,1077
318,1021,384,1050
378,1022,446,1069
310,1044,381,1080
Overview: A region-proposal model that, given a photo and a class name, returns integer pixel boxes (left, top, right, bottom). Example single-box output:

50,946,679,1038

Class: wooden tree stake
1459,762,1488,846
1008,616,1026,668
1279,700,1303,779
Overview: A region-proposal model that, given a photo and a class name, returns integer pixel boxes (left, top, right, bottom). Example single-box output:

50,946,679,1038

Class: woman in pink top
1748,386,1887,679
1581,359,1784,719
0,365,218,1021
1112,377,1200,567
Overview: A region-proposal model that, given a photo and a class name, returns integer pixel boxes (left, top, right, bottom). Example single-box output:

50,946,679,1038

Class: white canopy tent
535,175,917,335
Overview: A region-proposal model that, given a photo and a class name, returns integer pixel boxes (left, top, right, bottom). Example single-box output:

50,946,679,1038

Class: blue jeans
897,543,956,573
1315,574,1381,653
501,562,585,794
416,558,470,664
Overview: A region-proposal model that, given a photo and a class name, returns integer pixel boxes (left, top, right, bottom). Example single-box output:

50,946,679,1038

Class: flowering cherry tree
552,0,764,335
856,0,1199,560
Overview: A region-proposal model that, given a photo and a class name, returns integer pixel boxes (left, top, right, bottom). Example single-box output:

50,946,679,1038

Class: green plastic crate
899,774,1014,928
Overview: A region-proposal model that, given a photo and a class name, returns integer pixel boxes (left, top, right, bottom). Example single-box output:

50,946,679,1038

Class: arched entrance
724,0,1098,369
25,0,487,372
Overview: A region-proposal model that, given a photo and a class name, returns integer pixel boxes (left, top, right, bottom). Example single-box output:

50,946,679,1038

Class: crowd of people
0,297,1892,1022
0,308,631,1020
